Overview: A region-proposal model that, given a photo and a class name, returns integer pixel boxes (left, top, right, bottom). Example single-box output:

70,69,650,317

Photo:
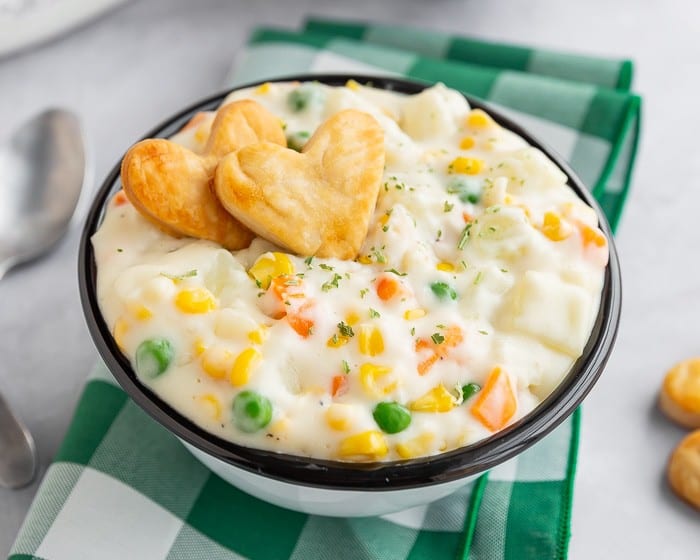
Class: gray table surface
1,0,698,557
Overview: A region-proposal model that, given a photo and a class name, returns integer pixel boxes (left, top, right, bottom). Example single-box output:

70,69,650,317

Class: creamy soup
93,81,608,461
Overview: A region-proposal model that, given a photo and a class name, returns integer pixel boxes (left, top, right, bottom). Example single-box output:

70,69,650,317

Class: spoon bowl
0,108,86,488
0,109,86,277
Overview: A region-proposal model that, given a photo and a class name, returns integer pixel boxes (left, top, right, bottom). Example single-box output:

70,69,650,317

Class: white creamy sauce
93,81,608,461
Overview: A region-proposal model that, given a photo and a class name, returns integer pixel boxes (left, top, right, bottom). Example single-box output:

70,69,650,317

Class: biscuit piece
214,109,385,259
121,100,286,250
668,430,700,509
659,358,700,428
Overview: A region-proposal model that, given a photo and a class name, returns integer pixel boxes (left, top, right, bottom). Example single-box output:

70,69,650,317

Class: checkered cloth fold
10,18,640,560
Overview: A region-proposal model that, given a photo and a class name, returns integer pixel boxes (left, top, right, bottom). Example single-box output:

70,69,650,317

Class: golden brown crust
206,100,286,158
214,109,385,259
659,358,700,429
120,100,285,250
668,430,700,510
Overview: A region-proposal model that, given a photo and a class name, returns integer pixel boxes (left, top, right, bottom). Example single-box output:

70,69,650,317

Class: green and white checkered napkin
10,18,640,560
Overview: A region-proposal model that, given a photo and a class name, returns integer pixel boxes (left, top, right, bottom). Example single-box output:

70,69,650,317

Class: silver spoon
0,109,86,488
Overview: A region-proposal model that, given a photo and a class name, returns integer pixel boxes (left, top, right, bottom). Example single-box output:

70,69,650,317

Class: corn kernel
358,325,384,357
360,363,397,398
113,317,129,350
357,255,372,265
325,404,352,431
247,327,267,345
436,262,455,272
466,109,492,128
175,288,217,314
201,347,234,380
345,311,360,326
327,334,349,348
396,432,436,459
339,430,388,459
459,136,476,150
540,211,573,242
581,224,607,247
448,157,483,175
410,384,457,412
193,338,207,356
255,82,271,94
199,394,222,420
379,214,390,226
403,308,427,320
248,252,294,289
504,194,513,205
346,79,361,91
125,301,152,321
229,347,262,386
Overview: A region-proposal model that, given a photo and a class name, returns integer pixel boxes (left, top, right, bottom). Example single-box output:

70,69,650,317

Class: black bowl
78,74,621,490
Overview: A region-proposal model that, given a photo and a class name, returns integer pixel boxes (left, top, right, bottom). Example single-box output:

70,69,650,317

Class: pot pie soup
93,81,608,462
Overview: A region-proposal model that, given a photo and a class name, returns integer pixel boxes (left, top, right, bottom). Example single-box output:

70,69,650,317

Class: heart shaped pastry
120,100,286,250
214,109,385,259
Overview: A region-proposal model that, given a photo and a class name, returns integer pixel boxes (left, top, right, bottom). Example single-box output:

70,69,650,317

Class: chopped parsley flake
473,271,483,285
342,360,351,374
337,321,355,338
385,268,407,276
369,308,381,318
160,269,197,281
360,288,369,298
371,248,387,264
478,330,488,335
304,256,314,267
322,273,343,292
431,332,445,344
444,201,454,212
319,263,334,271
410,327,416,336
116,248,123,253
382,225,389,232
457,224,472,250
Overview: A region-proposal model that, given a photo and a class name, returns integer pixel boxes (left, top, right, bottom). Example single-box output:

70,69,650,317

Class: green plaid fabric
10,20,639,560
303,19,634,90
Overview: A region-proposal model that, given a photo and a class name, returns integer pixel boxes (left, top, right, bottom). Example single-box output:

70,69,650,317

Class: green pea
135,338,174,378
372,402,411,434
233,390,273,433
446,177,482,204
461,383,481,402
430,281,457,301
287,84,322,112
287,130,310,152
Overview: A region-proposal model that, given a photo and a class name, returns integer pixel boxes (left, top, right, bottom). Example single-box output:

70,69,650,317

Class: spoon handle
0,390,37,488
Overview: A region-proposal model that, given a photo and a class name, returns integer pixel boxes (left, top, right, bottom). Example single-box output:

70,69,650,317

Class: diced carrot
470,366,517,431
270,275,305,300
376,276,399,301
181,111,210,132
580,224,607,248
286,302,314,338
576,222,609,267
331,375,348,397
462,211,473,223
417,354,439,376
113,190,129,206
415,326,464,375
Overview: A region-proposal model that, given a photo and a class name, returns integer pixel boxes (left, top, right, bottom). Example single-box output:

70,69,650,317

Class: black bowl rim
78,74,621,491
